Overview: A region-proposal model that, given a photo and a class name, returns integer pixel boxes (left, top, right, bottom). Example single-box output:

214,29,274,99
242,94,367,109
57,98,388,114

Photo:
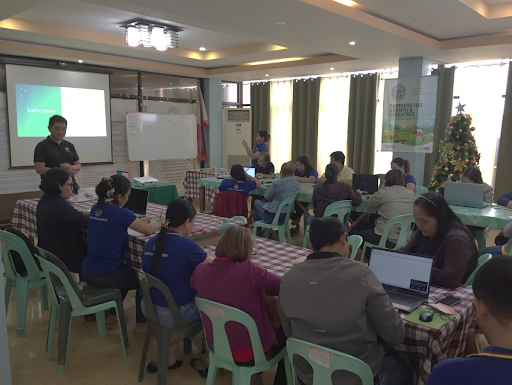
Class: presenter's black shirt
34,137,79,178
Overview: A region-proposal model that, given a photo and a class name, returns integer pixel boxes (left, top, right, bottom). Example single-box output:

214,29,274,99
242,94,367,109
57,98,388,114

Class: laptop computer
369,248,434,313
443,181,488,209
123,188,149,218
243,167,256,178
352,174,379,195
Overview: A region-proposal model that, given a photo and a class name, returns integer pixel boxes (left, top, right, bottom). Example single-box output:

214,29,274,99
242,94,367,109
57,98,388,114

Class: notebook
444,181,488,209
369,248,434,313
123,188,148,217
352,174,379,195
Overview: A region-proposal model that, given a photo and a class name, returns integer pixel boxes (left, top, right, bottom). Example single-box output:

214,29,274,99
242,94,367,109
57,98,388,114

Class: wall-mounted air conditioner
223,108,252,168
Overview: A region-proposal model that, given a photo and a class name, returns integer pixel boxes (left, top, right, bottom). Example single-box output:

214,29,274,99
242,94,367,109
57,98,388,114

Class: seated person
482,222,512,257
141,199,209,371
37,168,88,274
308,163,362,225
279,217,410,385
290,155,318,233
356,170,416,258
82,175,162,330
253,161,301,225
402,192,478,288
255,151,275,179
391,157,416,191
497,191,512,208
461,167,494,203
427,256,512,385
191,226,287,385
219,164,261,197
318,151,354,186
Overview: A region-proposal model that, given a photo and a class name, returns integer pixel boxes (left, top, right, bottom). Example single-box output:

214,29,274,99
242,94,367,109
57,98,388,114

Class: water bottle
221,218,230,234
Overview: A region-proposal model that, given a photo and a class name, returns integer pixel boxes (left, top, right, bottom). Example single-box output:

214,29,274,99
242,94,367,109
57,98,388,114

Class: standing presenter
34,115,81,192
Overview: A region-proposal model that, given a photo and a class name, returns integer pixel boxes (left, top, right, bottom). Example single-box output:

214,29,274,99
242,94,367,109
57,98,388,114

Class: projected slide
15,84,107,137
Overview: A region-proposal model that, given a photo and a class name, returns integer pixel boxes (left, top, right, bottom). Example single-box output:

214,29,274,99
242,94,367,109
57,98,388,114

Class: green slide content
16,84,62,137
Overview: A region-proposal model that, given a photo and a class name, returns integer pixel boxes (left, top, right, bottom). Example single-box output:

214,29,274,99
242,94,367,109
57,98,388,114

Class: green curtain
291,78,321,168
423,65,456,186
347,73,379,174
250,82,271,139
494,63,512,199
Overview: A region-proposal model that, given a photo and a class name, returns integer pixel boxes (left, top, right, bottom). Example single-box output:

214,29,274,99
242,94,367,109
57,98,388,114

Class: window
222,82,238,104
374,73,397,175
242,83,251,106
140,72,198,101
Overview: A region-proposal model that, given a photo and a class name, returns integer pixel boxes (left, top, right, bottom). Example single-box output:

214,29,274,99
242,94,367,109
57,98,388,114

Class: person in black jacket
37,168,88,273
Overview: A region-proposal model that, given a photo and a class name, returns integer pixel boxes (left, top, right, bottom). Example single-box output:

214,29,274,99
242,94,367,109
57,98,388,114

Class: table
184,169,229,205
130,181,179,206
11,198,244,269
204,237,478,385
198,176,315,213
450,204,512,229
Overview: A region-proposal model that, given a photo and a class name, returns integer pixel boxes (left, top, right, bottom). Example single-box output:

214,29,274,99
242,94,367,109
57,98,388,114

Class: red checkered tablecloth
184,169,228,202
11,198,243,269
204,237,477,385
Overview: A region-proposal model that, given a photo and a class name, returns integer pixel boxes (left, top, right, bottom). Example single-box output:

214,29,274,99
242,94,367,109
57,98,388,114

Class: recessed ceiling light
265,74,269,77
334,0,358,6
277,22,286,25
199,47,206,51
78,60,83,63
330,67,334,70
349,41,356,45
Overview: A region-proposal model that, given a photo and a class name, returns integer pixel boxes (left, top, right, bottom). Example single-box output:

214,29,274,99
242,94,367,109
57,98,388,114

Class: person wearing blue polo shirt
290,155,318,234
141,199,211,372
426,256,512,385
219,164,261,197
242,130,270,168
82,175,162,332
391,158,416,192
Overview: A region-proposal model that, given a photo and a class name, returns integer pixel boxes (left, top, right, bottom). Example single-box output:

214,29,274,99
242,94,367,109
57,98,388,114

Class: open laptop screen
123,188,149,216
369,249,434,295
243,167,256,178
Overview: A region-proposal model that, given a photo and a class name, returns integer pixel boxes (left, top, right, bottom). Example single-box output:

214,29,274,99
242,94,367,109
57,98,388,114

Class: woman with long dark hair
141,199,209,371
37,168,88,273
242,130,270,168
82,175,162,330
402,192,479,288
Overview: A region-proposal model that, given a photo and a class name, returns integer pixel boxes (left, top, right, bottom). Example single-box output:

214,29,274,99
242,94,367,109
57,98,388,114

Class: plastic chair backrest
347,235,363,260
415,185,428,195
35,247,85,310
465,253,492,286
274,173,281,179
286,338,374,385
195,297,267,366
230,216,248,224
323,200,352,227
0,229,41,282
133,268,188,330
379,214,416,249
269,195,297,226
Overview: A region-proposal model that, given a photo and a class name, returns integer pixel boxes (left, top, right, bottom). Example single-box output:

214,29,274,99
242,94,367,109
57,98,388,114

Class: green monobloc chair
253,195,297,244
1,229,48,337
135,268,203,385
195,297,293,385
302,200,352,248
465,253,492,286
348,235,364,260
35,248,128,374
415,185,428,195
361,214,416,258
286,338,374,385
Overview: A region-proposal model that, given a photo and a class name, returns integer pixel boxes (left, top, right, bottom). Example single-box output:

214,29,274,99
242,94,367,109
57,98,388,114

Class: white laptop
369,248,434,313
243,167,256,178
444,181,488,209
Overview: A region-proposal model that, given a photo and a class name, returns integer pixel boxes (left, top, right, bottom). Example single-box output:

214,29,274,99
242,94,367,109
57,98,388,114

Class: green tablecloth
130,181,179,206
198,177,315,203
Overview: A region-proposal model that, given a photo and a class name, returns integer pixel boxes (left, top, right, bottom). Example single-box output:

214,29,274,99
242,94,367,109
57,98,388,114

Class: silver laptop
243,167,256,178
444,181,488,209
369,248,434,313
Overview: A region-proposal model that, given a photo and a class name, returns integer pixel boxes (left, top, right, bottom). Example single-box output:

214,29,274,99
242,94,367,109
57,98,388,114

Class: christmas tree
429,103,481,190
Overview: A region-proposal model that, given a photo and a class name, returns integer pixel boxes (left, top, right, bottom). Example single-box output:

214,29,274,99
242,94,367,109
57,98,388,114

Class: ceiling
0,0,512,81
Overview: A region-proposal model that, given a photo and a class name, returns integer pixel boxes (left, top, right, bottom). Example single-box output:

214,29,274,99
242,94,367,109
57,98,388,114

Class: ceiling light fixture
123,20,180,51
349,41,356,45
334,0,358,6
330,67,334,70
199,47,206,51
246,57,305,65
78,60,83,63
265,74,269,77
277,21,286,25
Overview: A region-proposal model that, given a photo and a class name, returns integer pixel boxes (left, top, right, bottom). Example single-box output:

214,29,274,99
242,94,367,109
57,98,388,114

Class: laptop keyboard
388,292,421,306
